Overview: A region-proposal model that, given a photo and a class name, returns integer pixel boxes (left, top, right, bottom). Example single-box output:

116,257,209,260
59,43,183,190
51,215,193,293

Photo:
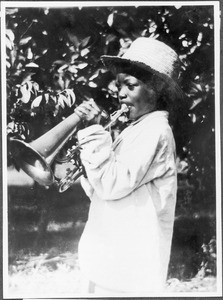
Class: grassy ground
8,249,217,298
6,218,217,298
6,179,218,297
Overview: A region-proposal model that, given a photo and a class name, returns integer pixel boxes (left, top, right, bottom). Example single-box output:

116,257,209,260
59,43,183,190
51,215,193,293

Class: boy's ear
155,77,167,93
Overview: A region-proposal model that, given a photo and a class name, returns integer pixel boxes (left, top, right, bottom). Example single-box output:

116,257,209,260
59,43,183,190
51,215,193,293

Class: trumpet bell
9,104,129,191
10,139,54,186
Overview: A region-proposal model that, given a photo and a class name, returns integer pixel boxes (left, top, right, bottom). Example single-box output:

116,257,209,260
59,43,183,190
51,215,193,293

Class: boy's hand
74,99,102,125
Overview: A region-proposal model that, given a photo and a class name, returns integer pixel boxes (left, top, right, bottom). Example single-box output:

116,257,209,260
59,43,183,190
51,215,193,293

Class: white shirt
77,111,177,293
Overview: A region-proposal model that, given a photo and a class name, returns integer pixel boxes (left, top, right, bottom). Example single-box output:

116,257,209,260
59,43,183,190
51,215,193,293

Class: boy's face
115,73,156,120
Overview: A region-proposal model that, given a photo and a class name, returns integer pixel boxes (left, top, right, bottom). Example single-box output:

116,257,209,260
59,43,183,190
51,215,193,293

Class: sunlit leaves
31,88,76,110
31,95,43,108
6,29,16,68
80,36,91,48
107,80,118,98
60,89,76,107
6,29,15,49
7,121,29,140
88,82,97,88
80,48,90,57
25,62,39,68
190,98,202,110
19,36,32,46
76,62,88,69
107,13,114,27
19,82,32,103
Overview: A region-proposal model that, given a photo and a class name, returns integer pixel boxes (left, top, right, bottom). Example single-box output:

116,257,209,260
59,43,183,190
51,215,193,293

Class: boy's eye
115,82,138,91
127,83,136,90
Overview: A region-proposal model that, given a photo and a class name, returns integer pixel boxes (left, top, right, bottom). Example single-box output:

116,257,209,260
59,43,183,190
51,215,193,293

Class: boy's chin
128,107,143,120
128,107,136,120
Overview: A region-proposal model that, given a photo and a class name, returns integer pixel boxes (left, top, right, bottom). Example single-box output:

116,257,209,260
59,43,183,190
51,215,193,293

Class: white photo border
1,1,222,298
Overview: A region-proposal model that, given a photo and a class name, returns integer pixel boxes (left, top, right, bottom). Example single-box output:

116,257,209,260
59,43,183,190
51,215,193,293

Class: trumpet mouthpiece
120,104,129,113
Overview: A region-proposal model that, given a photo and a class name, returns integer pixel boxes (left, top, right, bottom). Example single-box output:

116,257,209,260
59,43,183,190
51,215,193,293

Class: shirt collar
130,110,169,126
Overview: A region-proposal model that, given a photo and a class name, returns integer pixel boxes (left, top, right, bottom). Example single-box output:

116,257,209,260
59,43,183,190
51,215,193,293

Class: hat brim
101,55,183,100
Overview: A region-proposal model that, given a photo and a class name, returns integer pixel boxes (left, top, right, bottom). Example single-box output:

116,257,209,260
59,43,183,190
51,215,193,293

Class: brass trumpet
10,104,129,192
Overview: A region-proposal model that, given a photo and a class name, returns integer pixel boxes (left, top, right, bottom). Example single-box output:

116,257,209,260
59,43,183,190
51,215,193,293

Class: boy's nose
118,88,127,100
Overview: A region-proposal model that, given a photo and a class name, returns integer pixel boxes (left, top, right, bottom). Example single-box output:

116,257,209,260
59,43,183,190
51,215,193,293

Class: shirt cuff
77,124,105,140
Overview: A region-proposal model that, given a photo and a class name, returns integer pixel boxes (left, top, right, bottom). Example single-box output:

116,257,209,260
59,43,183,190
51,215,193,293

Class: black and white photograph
1,1,222,298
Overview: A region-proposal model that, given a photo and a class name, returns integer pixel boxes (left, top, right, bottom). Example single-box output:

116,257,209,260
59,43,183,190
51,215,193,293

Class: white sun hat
101,37,183,98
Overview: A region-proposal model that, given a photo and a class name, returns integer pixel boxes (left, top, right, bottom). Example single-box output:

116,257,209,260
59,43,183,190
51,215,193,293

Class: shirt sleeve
77,124,171,200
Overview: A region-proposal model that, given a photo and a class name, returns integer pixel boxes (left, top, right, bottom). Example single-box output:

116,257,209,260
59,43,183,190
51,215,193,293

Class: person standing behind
74,37,183,294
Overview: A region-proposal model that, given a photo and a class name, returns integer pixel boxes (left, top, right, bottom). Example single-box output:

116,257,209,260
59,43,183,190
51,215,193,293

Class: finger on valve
74,100,101,124
88,99,101,113
74,106,88,119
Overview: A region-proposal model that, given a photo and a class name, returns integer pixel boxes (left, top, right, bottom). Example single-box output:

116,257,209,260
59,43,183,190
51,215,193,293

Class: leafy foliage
6,5,216,210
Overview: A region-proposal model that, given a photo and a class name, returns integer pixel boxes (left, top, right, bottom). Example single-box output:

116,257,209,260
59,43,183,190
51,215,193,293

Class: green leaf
57,89,76,108
71,53,79,63
67,32,80,47
89,70,100,81
44,93,50,103
76,62,88,69
105,34,117,44
107,13,114,27
6,29,15,42
31,82,40,94
26,81,33,91
58,64,69,73
190,98,202,110
20,83,32,103
68,65,78,74
81,48,90,57
6,36,13,50
57,94,67,108
7,121,15,133
76,76,86,83
89,81,97,88
65,89,76,106
53,60,68,66
25,62,39,68
31,95,43,108
80,36,91,48
19,36,32,46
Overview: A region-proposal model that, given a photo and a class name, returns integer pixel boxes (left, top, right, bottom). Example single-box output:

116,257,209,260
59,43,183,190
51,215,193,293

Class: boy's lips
120,101,133,107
